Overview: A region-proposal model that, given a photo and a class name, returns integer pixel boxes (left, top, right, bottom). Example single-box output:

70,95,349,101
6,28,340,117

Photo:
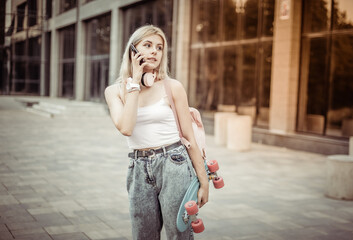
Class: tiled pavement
0,96,353,240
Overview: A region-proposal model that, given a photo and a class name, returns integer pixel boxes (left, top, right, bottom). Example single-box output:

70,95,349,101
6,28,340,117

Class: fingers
197,189,209,208
131,52,145,66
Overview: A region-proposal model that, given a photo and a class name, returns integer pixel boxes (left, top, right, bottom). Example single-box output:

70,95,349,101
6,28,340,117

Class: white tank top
126,97,180,149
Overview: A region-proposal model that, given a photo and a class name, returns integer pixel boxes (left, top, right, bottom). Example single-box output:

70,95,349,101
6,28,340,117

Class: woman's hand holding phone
130,45,147,84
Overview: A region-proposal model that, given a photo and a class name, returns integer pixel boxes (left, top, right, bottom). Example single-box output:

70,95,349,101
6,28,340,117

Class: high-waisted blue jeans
127,142,195,240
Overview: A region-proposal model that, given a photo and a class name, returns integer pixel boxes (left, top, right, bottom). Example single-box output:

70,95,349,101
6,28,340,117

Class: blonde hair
117,25,169,83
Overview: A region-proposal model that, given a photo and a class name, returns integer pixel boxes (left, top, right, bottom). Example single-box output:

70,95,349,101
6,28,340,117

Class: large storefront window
11,37,41,94
86,13,111,102
59,25,75,98
122,0,174,68
59,0,77,14
189,0,274,127
298,0,353,138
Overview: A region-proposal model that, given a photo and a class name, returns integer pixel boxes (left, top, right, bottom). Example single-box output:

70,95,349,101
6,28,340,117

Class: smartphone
130,44,144,65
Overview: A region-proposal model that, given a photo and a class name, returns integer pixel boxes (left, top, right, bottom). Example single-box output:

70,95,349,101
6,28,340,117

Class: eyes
143,42,163,51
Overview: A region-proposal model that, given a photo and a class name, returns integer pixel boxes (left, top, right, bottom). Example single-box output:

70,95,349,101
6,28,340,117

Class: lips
147,58,157,62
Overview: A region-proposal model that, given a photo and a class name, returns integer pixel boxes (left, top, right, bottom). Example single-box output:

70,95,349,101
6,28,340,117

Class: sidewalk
0,96,352,240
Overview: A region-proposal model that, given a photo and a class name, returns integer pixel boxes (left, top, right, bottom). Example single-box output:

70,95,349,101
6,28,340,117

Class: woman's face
136,34,164,71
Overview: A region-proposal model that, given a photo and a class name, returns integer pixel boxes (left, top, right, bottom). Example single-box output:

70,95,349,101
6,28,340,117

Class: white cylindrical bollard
226,115,252,151
326,155,353,200
214,112,237,146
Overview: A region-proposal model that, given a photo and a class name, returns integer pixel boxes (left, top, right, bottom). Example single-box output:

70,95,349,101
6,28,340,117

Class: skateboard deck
176,176,200,232
176,160,224,233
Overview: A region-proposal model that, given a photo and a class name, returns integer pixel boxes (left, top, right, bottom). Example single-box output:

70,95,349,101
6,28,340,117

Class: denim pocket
169,153,187,165
128,158,135,169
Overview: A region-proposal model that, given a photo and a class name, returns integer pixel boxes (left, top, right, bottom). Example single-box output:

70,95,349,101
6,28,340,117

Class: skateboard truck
176,159,224,233
206,160,224,189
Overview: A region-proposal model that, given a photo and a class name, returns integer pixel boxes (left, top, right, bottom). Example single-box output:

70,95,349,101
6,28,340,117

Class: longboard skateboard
176,160,224,233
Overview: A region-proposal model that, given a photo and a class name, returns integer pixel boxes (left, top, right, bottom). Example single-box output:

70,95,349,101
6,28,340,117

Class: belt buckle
147,149,156,159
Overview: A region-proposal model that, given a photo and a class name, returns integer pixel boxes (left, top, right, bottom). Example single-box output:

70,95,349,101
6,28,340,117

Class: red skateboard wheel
213,176,224,189
184,200,198,215
191,219,205,233
207,160,219,172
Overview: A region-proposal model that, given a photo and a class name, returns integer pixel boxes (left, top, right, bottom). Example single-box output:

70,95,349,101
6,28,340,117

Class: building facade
1,0,353,154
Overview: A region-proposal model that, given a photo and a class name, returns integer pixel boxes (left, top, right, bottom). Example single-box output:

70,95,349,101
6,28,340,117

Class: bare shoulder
105,83,121,96
104,83,124,104
168,78,185,92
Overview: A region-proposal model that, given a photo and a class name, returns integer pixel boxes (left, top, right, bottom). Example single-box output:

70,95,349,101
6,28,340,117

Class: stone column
269,0,302,134
74,13,85,100
50,29,59,97
108,7,120,85
40,0,47,96
175,0,191,87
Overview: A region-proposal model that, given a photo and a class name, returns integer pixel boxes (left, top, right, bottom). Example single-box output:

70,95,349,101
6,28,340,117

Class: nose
151,47,157,55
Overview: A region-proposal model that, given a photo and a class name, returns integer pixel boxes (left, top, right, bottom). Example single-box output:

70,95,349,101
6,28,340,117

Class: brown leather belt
128,141,182,158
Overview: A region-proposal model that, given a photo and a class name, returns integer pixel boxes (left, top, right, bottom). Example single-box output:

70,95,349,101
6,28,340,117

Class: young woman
104,25,209,240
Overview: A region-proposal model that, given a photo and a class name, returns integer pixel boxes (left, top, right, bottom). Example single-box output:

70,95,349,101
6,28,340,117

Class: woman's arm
104,51,147,136
104,84,139,136
170,79,209,208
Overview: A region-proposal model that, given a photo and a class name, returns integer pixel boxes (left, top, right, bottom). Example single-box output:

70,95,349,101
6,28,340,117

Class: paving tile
0,230,14,240
32,213,72,227
51,232,90,240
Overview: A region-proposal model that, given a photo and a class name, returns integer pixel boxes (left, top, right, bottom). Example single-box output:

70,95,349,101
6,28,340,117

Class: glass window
190,0,274,127
298,0,353,138
59,0,77,14
46,0,52,19
86,13,111,102
59,25,75,98
262,0,275,36
302,0,331,33
28,0,37,27
327,34,353,137
332,0,353,30
242,0,259,39
223,0,238,41
12,38,41,94
17,2,26,32
13,41,26,92
257,42,272,127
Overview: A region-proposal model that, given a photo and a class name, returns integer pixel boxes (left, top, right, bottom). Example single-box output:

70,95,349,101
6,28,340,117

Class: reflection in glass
86,14,111,101
302,0,331,33
262,0,274,36
240,44,256,105
242,0,258,39
59,25,75,98
327,34,353,137
60,0,77,14
223,47,237,105
223,0,237,41
307,38,327,117
257,42,272,127
333,0,353,30
298,37,327,135
190,0,275,127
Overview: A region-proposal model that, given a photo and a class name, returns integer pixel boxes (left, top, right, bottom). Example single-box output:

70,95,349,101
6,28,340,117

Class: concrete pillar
214,112,237,145
227,115,252,152
40,0,47,96
108,7,120,85
175,0,191,87
326,155,353,200
75,18,85,100
50,28,59,97
349,137,353,156
269,0,302,134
